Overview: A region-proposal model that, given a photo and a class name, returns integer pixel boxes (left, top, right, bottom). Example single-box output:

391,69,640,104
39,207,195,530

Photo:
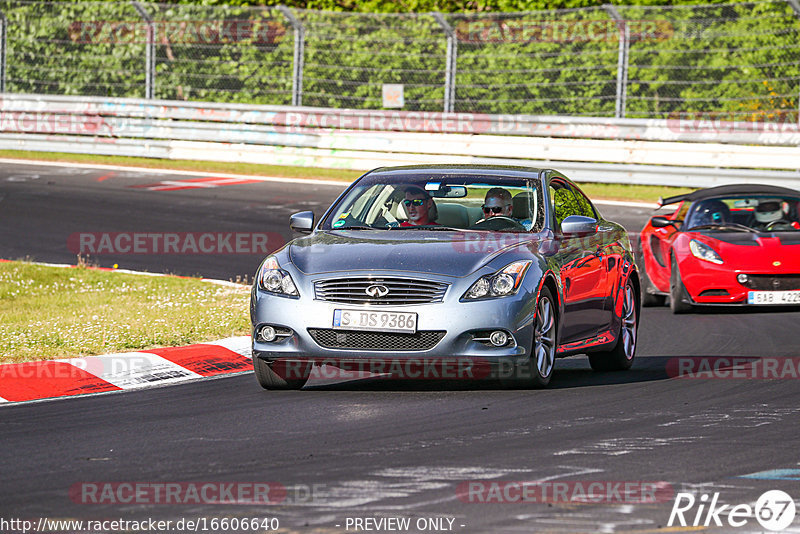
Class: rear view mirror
651,216,677,228
424,182,467,198
289,211,314,234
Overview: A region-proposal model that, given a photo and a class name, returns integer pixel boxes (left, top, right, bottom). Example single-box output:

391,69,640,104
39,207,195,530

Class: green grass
0,260,251,363
0,149,694,203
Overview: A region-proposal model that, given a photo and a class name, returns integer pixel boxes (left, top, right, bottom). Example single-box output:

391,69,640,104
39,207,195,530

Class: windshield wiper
334,225,375,230
397,225,463,231
689,223,759,233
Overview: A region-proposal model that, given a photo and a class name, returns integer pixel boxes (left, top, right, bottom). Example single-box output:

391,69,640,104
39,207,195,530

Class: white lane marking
554,436,697,456
534,466,605,482
0,157,349,187
0,396,8,403
595,199,657,209
56,352,202,389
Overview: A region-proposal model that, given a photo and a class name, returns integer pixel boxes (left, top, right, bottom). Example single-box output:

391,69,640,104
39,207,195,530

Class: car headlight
689,239,723,265
463,260,532,300
258,256,299,297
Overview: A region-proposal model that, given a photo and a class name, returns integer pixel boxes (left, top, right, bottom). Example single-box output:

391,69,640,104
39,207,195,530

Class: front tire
253,357,310,390
589,279,638,371
669,256,693,314
503,286,558,389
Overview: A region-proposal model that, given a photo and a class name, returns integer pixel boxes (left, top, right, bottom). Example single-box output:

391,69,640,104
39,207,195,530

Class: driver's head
483,188,513,218
403,186,436,225
755,198,784,224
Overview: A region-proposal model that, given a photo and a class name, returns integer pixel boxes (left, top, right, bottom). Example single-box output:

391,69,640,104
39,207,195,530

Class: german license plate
747,291,800,304
333,309,417,333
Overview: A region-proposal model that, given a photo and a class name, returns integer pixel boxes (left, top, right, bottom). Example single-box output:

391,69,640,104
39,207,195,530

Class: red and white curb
1,259,256,404
0,336,252,404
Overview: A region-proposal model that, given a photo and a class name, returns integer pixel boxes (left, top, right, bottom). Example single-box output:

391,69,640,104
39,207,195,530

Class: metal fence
0,0,798,120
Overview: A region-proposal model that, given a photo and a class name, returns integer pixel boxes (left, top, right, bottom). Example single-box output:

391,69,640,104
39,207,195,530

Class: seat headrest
512,192,533,219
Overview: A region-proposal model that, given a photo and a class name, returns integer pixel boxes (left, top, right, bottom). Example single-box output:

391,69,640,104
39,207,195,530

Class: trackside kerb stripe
143,344,251,376
0,361,122,402
0,337,252,405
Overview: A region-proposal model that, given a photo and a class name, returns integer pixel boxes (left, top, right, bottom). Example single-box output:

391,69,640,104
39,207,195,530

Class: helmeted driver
754,198,786,229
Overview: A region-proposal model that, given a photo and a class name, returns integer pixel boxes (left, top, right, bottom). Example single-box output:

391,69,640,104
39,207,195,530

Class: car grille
307,328,446,351
742,275,800,291
314,277,448,305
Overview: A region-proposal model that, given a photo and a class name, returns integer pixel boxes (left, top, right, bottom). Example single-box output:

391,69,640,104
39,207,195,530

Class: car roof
366,164,545,179
660,183,800,206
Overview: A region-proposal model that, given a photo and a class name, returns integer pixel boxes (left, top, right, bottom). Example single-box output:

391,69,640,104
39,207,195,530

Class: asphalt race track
2,161,800,534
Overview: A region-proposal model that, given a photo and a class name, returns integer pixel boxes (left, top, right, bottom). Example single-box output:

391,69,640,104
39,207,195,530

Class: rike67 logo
669,490,796,531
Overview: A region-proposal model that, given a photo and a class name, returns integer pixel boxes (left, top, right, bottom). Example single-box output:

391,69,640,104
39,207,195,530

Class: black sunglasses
482,205,508,214
403,199,426,207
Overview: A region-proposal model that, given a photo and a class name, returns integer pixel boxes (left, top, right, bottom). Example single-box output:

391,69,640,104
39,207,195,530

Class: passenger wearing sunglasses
400,186,439,226
481,188,513,219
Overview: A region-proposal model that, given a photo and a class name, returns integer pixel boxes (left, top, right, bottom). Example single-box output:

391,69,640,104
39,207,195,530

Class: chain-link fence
0,0,798,120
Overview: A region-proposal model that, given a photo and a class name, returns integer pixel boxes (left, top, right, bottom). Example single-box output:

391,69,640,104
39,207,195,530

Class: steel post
433,12,457,113
277,5,304,107
605,4,629,119
131,1,155,99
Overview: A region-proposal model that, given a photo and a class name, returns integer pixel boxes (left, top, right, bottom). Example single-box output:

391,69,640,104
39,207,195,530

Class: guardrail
0,94,798,189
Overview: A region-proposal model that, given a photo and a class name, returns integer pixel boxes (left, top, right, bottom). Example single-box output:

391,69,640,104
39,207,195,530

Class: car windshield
321,174,544,233
685,195,800,232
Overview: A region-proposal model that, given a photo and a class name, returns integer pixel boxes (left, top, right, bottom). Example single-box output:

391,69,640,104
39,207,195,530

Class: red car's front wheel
669,256,693,314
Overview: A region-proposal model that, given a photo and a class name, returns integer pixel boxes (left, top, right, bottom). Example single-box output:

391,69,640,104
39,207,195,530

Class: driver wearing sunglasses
400,186,439,227
481,188,513,218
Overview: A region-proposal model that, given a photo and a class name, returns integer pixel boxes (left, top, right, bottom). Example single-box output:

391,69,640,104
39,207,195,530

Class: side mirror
651,216,677,229
561,215,597,237
289,211,314,234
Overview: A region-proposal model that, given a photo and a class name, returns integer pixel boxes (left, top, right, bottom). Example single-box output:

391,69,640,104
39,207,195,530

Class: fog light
259,325,277,342
737,273,749,284
489,330,508,347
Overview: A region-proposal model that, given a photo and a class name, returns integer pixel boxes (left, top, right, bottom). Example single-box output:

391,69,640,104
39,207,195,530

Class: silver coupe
250,165,640,389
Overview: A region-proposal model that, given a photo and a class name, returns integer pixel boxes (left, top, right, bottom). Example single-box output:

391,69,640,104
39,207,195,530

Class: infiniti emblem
365,284,389,298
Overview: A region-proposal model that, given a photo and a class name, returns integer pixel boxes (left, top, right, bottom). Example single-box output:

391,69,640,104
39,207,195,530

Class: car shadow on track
648,303,800,315
300,355,676,392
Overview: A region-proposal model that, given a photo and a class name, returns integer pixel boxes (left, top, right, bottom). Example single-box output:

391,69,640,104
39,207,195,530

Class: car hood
288,230,540,277
692,231,800,268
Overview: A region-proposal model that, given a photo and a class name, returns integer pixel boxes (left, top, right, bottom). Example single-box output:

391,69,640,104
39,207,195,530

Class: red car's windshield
685,195,800,232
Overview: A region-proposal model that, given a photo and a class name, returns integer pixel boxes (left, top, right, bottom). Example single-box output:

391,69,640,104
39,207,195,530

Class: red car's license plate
747,291,800,304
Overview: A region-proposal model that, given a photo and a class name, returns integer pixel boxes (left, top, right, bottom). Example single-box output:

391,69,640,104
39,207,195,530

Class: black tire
253,357,310,390
641,267,667,307
669,256,693,314
502,286,558,389
588,278,638,371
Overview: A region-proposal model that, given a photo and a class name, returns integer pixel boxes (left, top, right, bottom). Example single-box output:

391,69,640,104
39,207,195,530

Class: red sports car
640,184,800,313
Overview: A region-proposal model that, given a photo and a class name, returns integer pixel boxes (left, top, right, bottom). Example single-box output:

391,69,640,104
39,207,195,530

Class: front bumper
679,257,800,305
251,278,537,366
